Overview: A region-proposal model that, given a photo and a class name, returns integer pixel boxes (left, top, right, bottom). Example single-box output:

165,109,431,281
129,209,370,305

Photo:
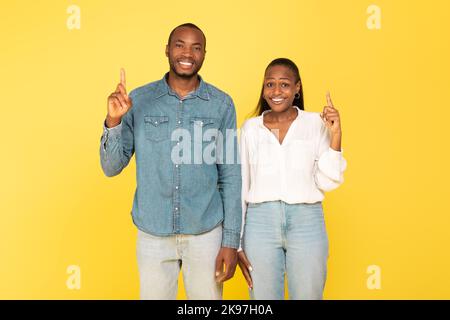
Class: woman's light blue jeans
244,201,329,300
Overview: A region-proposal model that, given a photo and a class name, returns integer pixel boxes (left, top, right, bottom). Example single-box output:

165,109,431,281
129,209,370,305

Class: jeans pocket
144,115,169,142
247,202,262,208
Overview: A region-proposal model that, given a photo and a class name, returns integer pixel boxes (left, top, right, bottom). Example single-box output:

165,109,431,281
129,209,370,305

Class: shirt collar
258,106,303,128
154,72,210,101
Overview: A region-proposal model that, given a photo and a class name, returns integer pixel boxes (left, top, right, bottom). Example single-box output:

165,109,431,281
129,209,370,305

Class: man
100,23,241,299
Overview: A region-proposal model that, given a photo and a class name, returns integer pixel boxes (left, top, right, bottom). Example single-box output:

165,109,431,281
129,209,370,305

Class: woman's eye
281,83,289,87
266,83,273,87
176,44,182,48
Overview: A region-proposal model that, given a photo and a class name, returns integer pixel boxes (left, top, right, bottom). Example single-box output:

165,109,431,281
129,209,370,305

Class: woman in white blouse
238,58,347,300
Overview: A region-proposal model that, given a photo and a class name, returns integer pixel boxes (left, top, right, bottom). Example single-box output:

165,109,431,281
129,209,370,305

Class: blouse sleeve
238,126,250,252
314,118,347,192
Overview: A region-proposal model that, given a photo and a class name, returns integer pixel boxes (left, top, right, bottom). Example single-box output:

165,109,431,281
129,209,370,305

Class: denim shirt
100,74,242,249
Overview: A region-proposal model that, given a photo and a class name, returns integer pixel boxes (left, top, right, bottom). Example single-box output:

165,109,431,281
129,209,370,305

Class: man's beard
169,59,203,79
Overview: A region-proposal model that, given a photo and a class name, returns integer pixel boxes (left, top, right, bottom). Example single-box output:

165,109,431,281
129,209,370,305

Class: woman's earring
295,92,300,99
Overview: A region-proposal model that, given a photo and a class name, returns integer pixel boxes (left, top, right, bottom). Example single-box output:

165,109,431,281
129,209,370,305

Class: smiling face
165,26,206,78
263,65,301,113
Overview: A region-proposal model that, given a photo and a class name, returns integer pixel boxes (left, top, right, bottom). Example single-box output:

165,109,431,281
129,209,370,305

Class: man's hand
215,247,238,283
106,68,132,128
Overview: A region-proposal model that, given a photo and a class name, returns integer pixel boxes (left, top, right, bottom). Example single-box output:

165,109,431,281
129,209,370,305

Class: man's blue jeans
136,224,223,300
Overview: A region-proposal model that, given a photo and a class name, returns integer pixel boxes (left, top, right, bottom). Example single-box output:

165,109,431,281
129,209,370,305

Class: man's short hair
167,23,206,49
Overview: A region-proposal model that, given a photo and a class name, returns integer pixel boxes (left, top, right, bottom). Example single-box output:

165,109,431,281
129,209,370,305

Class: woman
238,58,347,300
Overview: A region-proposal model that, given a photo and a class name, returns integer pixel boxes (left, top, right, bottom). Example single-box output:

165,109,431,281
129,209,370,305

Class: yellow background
1,0,449,299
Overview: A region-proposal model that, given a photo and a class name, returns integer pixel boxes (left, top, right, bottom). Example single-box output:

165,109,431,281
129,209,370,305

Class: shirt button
179,100,182,103
175,165,179,168
175,186,179,190
178,121,181,124
175,207,178,211
154,121,158,125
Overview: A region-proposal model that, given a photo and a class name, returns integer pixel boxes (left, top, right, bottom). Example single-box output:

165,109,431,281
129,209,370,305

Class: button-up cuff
102,120,123,153
221,229,241,249
328,146,344,156
318,147,347,182
103,120,123,138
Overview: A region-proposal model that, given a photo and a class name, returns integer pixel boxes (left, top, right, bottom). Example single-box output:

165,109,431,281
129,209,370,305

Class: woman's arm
315,93,347,191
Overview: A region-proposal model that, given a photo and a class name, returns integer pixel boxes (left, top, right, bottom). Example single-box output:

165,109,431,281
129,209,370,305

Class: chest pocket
190,117,216,127
190,117,219,164
190,117,219,142
144,116,169,142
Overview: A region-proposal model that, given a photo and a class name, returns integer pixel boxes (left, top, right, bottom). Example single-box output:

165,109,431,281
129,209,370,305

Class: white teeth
179,61,193,66
271,98,284,102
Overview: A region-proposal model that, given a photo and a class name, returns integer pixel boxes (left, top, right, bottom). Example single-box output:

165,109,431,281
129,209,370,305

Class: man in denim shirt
100,23,242,299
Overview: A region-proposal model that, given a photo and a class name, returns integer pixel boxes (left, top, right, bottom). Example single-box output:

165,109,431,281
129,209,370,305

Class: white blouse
239,106,347,251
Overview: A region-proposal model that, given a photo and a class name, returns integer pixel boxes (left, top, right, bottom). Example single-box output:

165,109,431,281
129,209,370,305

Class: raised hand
106,68,132,128
320,91,341,136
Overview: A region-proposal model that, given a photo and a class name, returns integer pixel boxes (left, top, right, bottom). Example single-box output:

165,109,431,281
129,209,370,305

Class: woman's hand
320,92,341,135
238,250,253,289
320,92,342,151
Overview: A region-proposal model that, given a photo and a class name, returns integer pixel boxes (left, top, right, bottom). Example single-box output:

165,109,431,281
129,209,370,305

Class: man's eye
281,83,289,87
194,47,201,51
175,43,182,48
266,83,273,87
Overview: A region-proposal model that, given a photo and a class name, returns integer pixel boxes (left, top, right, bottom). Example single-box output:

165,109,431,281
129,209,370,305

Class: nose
181,46,194,57
273,84,282,95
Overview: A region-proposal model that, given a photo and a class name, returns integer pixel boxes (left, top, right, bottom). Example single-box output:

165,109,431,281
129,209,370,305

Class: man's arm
214,95,242,283
99,68,135,176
